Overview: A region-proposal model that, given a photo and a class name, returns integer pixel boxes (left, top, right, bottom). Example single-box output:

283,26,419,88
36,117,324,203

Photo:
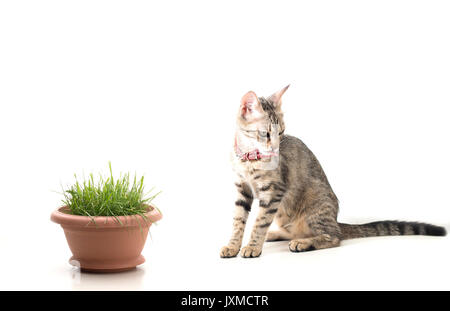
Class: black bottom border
1,291,449,309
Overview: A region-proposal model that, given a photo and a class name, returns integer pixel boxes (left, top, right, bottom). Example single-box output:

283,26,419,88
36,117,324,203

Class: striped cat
220,85,446,258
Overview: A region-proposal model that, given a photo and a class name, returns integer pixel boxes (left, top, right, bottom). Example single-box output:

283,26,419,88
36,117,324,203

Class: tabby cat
220,85,446,258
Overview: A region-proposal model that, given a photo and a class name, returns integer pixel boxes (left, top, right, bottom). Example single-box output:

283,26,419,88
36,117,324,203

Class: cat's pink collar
234,137,277,161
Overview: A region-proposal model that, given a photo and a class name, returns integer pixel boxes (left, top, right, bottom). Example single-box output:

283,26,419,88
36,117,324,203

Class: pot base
69,255,145,273
80,267,137,273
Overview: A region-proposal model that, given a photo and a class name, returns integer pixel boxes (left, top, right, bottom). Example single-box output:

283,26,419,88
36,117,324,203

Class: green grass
61,163,160,224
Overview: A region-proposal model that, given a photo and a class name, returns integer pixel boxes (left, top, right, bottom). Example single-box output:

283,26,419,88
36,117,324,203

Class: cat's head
236,85,289,151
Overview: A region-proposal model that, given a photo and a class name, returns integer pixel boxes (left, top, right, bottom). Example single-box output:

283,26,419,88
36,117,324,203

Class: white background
1,0,449,290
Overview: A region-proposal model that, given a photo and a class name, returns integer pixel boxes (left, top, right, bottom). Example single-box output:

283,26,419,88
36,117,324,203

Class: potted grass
51,164,162,273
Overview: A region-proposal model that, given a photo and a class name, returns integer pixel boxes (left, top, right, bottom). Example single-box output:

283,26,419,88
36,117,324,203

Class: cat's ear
240,91,263,120
268,84,290,109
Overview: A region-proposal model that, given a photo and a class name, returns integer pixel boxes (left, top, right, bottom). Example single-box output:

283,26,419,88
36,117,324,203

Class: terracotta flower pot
51,205,162,273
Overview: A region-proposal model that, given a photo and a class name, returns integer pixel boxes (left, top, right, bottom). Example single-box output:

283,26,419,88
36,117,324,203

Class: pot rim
51,204,162,228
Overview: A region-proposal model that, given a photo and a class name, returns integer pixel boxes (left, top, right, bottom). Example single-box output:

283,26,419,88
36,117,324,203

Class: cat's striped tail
338,221,446,240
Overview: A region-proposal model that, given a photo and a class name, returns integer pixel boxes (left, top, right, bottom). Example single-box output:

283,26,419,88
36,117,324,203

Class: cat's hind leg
289,200,341,252
289,234,340,252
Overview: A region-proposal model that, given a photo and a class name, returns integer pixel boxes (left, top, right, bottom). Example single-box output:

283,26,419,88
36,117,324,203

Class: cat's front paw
240,245,262,258
220,245,240,258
